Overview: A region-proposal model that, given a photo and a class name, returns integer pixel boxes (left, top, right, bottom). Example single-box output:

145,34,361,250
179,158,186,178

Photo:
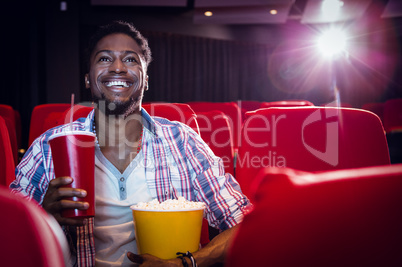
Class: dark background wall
1,0,401,149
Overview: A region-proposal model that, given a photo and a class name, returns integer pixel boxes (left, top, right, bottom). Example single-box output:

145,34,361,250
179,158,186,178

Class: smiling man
10,21,250,266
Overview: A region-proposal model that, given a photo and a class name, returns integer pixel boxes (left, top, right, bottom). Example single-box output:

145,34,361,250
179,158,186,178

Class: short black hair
85,20,152,72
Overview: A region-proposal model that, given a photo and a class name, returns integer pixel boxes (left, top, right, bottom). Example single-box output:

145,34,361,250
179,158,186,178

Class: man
10,21,250,266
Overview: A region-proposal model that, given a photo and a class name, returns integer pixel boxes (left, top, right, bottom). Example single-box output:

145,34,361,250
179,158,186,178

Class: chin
94,92,143,117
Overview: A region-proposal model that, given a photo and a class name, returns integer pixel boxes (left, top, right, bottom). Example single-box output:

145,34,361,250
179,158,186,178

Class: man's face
86,33,147,116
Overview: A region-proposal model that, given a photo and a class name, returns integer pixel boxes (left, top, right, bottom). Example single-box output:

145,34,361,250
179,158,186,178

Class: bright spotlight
317,28,347,58
322,0,344,12
204,11,213,17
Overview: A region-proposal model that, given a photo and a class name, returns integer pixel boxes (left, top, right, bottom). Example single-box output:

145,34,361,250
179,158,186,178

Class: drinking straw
70,93,74,131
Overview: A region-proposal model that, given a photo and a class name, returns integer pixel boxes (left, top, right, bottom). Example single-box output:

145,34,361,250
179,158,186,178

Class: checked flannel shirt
10,108,250,266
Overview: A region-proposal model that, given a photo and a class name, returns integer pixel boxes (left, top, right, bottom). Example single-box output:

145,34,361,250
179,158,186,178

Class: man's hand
127,252,182,267
42,176,89,226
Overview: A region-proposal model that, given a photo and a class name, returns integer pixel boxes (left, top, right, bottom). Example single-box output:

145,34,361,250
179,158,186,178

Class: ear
85,74,90,89
145,75,149,91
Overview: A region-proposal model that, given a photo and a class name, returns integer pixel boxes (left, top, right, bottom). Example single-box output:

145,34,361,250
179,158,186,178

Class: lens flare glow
204,11,213,17
322,0,344,12
317,28,347,58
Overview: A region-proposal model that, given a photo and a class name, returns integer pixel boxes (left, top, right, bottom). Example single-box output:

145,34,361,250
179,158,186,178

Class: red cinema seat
361,102,384,123
260,100,314,108
0,185,70,267
28,104,71,146
56,104,94,125
0,105,18,163
187,102,242,151
196,110,235,175
143,103,199,134
0,117,15,186
383,98,402,163
383,98,402,133
237,100,261,111
226,164,402,267
0,105,17,131
236,107,390,197
0,115,18,166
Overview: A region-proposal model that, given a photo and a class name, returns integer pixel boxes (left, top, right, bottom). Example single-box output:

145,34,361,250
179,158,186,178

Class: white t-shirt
93,145,153,267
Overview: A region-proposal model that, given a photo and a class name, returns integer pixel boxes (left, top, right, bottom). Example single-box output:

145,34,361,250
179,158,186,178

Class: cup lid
48,130,96,141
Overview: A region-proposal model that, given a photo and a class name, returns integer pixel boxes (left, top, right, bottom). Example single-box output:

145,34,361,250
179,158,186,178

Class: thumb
127,252,144,264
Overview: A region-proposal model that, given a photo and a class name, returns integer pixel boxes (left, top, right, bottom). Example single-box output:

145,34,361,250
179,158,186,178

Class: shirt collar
86,107,158,137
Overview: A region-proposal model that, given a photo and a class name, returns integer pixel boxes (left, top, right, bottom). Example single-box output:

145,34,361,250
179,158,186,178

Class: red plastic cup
48,131,96,218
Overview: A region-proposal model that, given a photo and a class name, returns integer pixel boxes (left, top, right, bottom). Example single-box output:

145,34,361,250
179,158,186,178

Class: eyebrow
94,50,140,57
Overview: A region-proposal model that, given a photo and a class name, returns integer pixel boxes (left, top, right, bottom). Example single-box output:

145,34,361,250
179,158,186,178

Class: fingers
45,199,89,214
49,176,74,187
49,177,87,199
55,216,88,227
58,187,87,199
42,176,89,226
127,252,144,264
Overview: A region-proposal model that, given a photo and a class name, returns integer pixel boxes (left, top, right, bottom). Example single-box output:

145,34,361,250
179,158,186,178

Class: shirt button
120,177,125,182
120,187,125,191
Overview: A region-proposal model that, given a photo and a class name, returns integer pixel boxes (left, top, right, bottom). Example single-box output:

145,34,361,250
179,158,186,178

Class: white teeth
106,81,129,87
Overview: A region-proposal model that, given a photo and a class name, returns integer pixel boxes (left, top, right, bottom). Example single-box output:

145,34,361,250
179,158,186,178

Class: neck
94,109,143,147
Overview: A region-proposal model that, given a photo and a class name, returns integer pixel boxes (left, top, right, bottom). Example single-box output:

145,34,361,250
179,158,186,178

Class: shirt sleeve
10,133,55,204
183,126,251,231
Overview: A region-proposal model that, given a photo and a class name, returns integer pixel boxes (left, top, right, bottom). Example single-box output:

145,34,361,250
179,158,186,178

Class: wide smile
102,80,133,89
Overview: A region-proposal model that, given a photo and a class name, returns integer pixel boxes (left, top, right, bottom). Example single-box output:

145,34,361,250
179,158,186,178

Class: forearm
191,224,239,266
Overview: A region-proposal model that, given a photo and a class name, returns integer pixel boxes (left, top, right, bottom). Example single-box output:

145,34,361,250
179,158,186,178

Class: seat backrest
143,103,200,134
383,98,402,132
28,104,71,146
0,117,15,186
0,105,16,131
361,102,384,123
0,185,69,267
260,100,314,108
226,164,402,267
187,102,242,150
0,105,18,162
236,107,390,197
237,100,262,111
0,115,18,165
196,110,235,175
56,104,94,126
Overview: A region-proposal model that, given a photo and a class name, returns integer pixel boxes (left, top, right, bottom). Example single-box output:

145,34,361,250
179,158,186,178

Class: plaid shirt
11,108,250,266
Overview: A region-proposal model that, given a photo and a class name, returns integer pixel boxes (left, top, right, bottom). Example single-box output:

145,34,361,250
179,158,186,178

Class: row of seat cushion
23,101,399,173
0,185,71,266
5,100,401,174
1,101,400,265
226,164,402,266
236,106,391,197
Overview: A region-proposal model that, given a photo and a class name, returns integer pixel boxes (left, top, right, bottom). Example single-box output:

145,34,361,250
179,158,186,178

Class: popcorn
131,196,205,211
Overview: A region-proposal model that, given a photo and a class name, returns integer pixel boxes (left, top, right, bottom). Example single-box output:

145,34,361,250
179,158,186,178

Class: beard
93,92,143,118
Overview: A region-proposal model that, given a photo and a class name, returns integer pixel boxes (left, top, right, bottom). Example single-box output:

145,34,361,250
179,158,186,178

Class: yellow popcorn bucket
130,206,205,259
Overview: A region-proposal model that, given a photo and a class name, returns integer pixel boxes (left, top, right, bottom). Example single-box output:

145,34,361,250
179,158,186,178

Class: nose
109,59,126,73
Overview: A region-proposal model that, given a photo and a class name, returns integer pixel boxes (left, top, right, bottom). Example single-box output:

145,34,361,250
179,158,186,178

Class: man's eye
124,57,137,63
99,57,111,62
